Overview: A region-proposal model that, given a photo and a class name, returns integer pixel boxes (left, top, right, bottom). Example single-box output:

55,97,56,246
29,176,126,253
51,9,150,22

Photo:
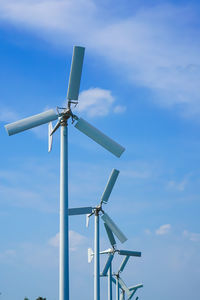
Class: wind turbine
100,247,141,300
127,284,143,300
112,275,143,300
87,168,127,300
97,210,141,300
4,46,125,300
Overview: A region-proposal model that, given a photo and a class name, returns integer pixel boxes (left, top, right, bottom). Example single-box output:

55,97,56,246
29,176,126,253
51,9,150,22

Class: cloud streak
156,224,171,235
49,231,88,251
75,87,125,117
0,1,200,117
183,230,200,242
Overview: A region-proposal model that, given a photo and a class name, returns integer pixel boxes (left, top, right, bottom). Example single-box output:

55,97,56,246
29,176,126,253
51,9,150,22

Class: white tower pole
108,265,112,300
116,277,119,300
94,210,100,300
59,123,69,300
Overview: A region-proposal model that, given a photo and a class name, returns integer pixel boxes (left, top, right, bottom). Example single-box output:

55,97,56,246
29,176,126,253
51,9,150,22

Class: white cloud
0,158,59,213
75,88,115,117
113,105,126,114
0,107,19,123
156,224,171,235
48,232,59,247
49,230,87,251
183,230,200,242
0,249,16,262
144,229,151,235
167,179,187,192
0,2,199,117
167,174,191,191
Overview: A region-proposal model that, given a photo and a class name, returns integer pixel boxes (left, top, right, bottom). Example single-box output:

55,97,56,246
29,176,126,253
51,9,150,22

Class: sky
0,0,200,299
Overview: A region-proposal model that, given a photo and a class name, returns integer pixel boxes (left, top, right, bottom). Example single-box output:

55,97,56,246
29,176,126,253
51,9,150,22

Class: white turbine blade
48,122,53,152
111,277,116,285
118,277,130,296
129,284,143,291
88,248,94,263
104,223,116,247
74,118,125,157
99,248,112,254
86,214,90,227
112,277,123,290
67,46,85,100
128,289,137,300
5,109,58,136
118,256,130,273
100,169,120,205
120,291,125,300
118,250,141,257
101,253,114,276
101,212,127,243
50,120,61,136
68,207,93,216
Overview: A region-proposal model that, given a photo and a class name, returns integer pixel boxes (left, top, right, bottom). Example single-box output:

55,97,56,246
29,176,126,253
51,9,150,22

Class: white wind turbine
99,223,142,300
87,168,127,300
4,46,125,300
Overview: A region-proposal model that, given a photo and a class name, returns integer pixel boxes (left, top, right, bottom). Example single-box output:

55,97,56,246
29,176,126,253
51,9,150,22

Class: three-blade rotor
86,168,127,245
5,46,125,159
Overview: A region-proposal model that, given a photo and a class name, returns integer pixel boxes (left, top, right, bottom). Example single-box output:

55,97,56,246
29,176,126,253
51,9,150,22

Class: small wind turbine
100,247,141,300
127,285,143,300
4,46,125,300
87,168,127,300
112,278,143,300
99,206,141,300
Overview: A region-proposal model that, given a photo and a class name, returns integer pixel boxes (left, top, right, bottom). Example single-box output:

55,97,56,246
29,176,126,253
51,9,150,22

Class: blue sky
0,0,200,299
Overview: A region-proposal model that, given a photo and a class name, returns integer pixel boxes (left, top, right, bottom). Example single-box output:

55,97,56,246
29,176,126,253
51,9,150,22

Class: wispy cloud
156,224,171,235
183,230,200,242
0,106,19,123
113,105,126,114
167,179,188,192
0,249,16,263
0,1,200,118
167,173,192,192
0,158,59,212
49,230,88,251
75,87,117,117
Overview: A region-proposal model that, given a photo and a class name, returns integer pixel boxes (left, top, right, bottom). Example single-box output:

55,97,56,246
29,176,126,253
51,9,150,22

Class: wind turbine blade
101,253,114,276
101,212,127,243
111,277,116,285
120,291,124,300
100,248,112,254
129,284,143,291
75,118,125,157
118,250,141,257
5,109,58,136
100,169,120,205
50,120,61,136
67,46,85,100
118,277,131,296
68,207,93,216
48,122,53,152
104,223,116,247
86,214,90,227
127,289,137,300
112,277,123,291
88,248,94,263
118,256,129,273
